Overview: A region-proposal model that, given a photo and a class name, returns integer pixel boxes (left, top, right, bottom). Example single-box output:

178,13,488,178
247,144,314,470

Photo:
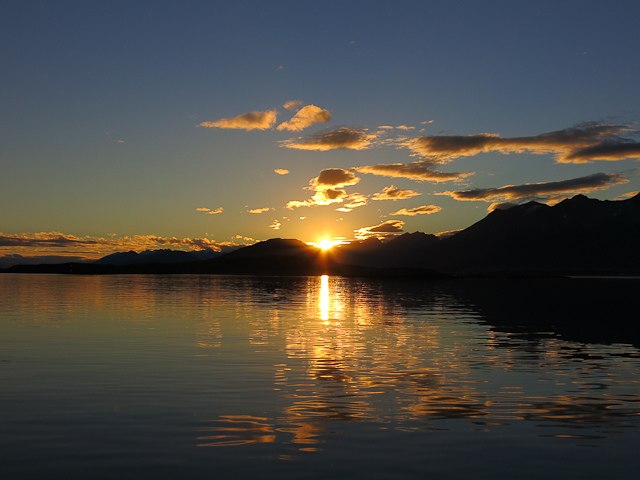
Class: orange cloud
279,127,379,151
206,207,223,215
372,185,421,200
335,194,368,212
0,231,243,259
353,160,472,182
286,168,361,209
248,207,272,214
283,100,303,111
390,205,442,216
354,220,404,240
269,220,281,230
199,110,277,131
277,104,331,132
274,169,289,175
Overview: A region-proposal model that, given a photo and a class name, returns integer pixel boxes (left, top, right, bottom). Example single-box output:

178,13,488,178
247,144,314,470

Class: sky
2,0,640,264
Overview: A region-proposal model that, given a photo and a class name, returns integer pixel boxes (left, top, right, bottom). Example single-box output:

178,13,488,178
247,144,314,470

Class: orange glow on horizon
308,237,348,251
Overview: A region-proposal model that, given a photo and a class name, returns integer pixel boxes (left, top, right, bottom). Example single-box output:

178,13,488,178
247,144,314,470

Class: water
1,274,639,479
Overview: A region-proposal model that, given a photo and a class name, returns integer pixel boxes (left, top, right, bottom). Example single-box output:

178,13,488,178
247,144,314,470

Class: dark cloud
312,168,359,188
559,142,640,163
440,172,629,202
352,160,472,182
279,127,379,151
372,185,421,200
397,122,634,163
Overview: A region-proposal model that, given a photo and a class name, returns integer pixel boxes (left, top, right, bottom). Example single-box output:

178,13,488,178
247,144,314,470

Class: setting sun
317,239,334,250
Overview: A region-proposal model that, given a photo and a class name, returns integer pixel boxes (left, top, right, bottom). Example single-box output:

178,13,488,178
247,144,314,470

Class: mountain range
3,193,640,276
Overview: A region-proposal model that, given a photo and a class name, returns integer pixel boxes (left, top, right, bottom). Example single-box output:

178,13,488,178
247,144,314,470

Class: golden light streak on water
319,274,329,321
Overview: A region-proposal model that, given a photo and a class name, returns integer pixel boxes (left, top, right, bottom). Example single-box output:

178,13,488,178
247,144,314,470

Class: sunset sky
2,0,640,264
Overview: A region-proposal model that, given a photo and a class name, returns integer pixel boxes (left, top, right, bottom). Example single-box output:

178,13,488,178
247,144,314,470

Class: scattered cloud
353,160,472,182
269,220,281,230
199,110,278,131
396,125,415,131
0,231,242,259
313,168,360,188
206,207,223,215
397,122,635,163
196,207,211,212
336,194,368,212
248,207,272,214
284,100,302,111
439,172,629,204
372,185,421,201
277,104,331,132
390,205,442,216
354,220,405,240
286,168,361,209
436,229,462,239
279,127,379,151
274,168,289,175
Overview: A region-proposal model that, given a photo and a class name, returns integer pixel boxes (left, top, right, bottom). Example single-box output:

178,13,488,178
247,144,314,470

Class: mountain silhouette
93,248,222,266
3,193,640,276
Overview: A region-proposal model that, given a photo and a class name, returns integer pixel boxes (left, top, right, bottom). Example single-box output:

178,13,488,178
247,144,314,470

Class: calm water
1,274,639,479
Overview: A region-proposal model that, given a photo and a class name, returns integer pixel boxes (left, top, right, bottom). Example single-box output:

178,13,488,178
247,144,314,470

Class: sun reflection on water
319,274,329,321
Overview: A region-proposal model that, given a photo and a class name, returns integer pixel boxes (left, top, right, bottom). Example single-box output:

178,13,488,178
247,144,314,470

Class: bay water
1,274,639,479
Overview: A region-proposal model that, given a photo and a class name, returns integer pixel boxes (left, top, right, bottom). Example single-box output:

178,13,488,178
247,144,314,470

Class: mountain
93,248,223,266
4,193,640,276
325,192,640,275
417,193,640,274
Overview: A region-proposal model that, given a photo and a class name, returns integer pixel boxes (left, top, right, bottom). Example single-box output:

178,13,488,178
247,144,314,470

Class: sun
317,239,334,251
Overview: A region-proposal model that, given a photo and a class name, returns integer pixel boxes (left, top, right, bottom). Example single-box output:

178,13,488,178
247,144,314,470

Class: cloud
353,160,472,182
559,142,640,163
390,205,442,216
196,207,211,212
248,207,272,214
615,191,640,200
335,194,368,212
284,100,302,111
198,110,278,131
274,169,289,175
312,168,360,188
277,104,331,132
354,220,405,240
372,185,421,200
398,122,634,163
439,172,629,203
0,231,243,259
286,168,361,209
269,220,281,230
206,207,223,214
395,125,415,131
279,127,379,151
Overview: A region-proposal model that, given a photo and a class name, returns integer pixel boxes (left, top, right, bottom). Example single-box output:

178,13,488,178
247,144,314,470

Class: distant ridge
3,193,640,277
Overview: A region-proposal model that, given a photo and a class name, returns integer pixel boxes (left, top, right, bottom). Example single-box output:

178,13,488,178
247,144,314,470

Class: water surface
1,274,639,479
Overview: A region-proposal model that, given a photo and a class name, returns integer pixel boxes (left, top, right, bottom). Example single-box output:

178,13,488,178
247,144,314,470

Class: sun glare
318,239,334,250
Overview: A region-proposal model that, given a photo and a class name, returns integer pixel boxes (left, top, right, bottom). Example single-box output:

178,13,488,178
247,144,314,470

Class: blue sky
2,0,640,262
